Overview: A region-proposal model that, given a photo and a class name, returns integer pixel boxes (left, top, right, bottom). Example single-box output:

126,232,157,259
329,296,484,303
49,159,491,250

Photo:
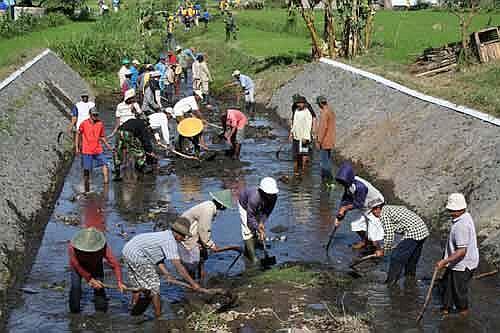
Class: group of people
69,176,279,316
175,2,211,32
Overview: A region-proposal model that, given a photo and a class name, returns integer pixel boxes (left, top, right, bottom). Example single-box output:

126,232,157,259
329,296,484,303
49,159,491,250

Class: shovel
260,239,277,268
225,252,243,277
325,225,339,257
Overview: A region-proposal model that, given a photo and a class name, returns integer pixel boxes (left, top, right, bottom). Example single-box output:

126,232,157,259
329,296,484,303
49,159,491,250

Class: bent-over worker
221,108,247,160
238,177,279,263
69,227,125,313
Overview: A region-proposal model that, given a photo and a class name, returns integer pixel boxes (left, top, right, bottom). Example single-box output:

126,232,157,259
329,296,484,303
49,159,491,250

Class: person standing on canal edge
436,193,479,316
315,95,335,182
238,177,279,264
68,227,125,313
289,95,315,175
75,107,113,193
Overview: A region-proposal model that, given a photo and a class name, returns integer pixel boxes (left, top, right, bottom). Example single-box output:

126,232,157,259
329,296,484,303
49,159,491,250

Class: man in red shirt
221,108,247,160
69,227,125,313
75,107,113,192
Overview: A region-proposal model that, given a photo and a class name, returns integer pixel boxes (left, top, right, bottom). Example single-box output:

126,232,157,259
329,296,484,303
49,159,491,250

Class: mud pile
269,62,500,263
0,50,91,324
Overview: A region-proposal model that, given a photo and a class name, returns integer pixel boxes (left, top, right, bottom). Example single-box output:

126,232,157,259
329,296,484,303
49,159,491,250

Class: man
238,177,279,263
122,217,200,317
315,96,335,181
224,12,237,41
130,59,141,90
198,54,212,103
69,227,125,313
369,199,429,286
201,8,210,29
172,90,204,121
68,93,96,134
137,63,155,103
176,46,189,85
289,95,314,175
436,193,479,316
113,117,157,180
165,15,175,51
121,70,133,97
232,70,255,113
142,71,170,146
179,190,236,279
155,54,168,94
177,117,207,155
221,108,247,160
76,107,112,192
118,58,131,88
110,89,143,138
192,54,201,91
334,161,385,250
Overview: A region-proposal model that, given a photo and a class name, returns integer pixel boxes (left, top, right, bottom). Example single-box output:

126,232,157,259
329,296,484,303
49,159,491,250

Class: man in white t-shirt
171,90,203,120
68,93,95,133
109,89,143,138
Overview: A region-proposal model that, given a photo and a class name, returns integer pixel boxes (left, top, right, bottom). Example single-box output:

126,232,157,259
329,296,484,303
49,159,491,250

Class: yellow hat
177,117,204,137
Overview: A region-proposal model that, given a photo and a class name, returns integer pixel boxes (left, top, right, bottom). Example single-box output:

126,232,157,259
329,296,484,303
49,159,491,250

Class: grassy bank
0,21,96,80
178,8,500,115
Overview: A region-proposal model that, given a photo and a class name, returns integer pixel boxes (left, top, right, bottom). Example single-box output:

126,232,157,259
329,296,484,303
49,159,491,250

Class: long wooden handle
349,254,378,268
225,252,243,276
416,267,440,322
166,278,224,295
473,269,498,280
325,226,338,256
101,283,143,293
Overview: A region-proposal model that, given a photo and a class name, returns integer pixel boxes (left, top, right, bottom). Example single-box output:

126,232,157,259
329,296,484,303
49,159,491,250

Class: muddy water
7,95,500,332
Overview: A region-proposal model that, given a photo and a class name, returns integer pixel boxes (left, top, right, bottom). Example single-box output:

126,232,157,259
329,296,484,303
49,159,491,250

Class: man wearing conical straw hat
68,227,125,313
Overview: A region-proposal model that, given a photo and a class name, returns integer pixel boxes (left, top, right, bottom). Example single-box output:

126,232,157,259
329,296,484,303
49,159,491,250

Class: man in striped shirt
122,217,200,317
369,198,430,286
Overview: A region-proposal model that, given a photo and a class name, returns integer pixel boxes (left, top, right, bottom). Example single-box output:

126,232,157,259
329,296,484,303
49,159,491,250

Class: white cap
124,69,132,76
124,89,136,101
132,59,141,65
193,90,203,98
232,70,240,77
367,197,384,209
446,193,467,211
175,45,182,51
259,177,279,195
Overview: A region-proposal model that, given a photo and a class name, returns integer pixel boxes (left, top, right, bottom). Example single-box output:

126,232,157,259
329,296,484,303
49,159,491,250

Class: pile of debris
409,44,461,77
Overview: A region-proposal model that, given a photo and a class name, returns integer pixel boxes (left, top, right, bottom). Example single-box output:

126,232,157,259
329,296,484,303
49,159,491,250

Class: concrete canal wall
0,50,90,324
269,60,500,264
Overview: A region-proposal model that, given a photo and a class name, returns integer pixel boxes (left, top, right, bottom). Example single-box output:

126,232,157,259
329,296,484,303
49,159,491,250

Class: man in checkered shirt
369,198,429,286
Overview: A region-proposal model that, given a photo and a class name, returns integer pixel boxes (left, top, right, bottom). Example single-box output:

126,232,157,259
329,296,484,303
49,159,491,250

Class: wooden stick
225,252,243,277
325,225,338,257
349,254,378,268
165,278,224,295
473,269,498,280
416,267,440,323
102,283,143,293
203,120,223,130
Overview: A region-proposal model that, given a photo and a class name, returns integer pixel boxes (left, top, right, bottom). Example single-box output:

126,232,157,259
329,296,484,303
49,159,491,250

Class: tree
443,0,480,61
323,0,336,58
293,0,324,59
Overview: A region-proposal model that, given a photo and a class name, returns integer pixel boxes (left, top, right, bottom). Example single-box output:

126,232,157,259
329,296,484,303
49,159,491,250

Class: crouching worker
179,190,238,280
436,193,478,316
112,118,157,180
69,227,125,313
221,108,247,160
334,161,385,250
369,199,429,286
177,117,207,156
238,177,279,264
122,217,200,317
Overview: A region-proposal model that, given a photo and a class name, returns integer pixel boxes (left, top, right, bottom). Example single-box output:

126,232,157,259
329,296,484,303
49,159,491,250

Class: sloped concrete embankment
0,50,91,324
269,62,500,263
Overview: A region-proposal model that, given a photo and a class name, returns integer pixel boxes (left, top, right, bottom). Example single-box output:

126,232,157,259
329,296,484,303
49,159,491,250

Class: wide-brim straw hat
171,217,192,237
71,227,106,252
177,117,204,137
210,190,233,209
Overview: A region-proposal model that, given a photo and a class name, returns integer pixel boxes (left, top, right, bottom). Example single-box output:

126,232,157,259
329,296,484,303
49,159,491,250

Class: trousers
69,270,107,313
441,267,473,311
319,149,333,179
386,238,426,285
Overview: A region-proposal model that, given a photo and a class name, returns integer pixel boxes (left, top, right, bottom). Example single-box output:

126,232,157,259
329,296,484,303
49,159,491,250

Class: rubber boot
244,239,258,265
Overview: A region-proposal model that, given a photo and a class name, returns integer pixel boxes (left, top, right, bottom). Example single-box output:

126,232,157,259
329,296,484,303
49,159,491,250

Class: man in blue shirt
130,60,140,90
155,55,168,93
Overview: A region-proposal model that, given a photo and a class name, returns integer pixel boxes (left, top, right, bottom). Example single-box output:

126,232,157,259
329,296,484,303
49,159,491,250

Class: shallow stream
7,88,500,332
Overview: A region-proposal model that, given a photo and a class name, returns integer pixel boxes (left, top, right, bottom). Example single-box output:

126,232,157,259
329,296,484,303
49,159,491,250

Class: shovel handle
325,225,338,256
416,267,440,323
473,269,498,280
166,278,224,295
349,254,378,268
101,283,143,293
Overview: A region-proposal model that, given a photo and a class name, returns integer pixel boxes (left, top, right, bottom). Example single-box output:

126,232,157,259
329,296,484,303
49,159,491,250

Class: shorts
124,259,161,295
244,88,255,103
292,139,310,158
82,153,108,171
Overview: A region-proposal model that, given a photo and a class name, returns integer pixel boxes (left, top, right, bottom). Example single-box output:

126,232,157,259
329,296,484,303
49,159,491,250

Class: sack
299,140,310,154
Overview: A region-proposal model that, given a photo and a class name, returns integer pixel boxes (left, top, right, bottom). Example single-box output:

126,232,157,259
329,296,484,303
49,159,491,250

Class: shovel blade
130,295,152,316
260,255,277,268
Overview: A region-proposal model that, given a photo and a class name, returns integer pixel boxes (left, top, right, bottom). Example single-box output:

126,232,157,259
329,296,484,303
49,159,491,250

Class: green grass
0,21,96,79
249,266,319,286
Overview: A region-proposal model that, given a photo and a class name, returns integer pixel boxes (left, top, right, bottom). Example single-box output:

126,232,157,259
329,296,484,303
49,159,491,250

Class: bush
0,12,69,39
